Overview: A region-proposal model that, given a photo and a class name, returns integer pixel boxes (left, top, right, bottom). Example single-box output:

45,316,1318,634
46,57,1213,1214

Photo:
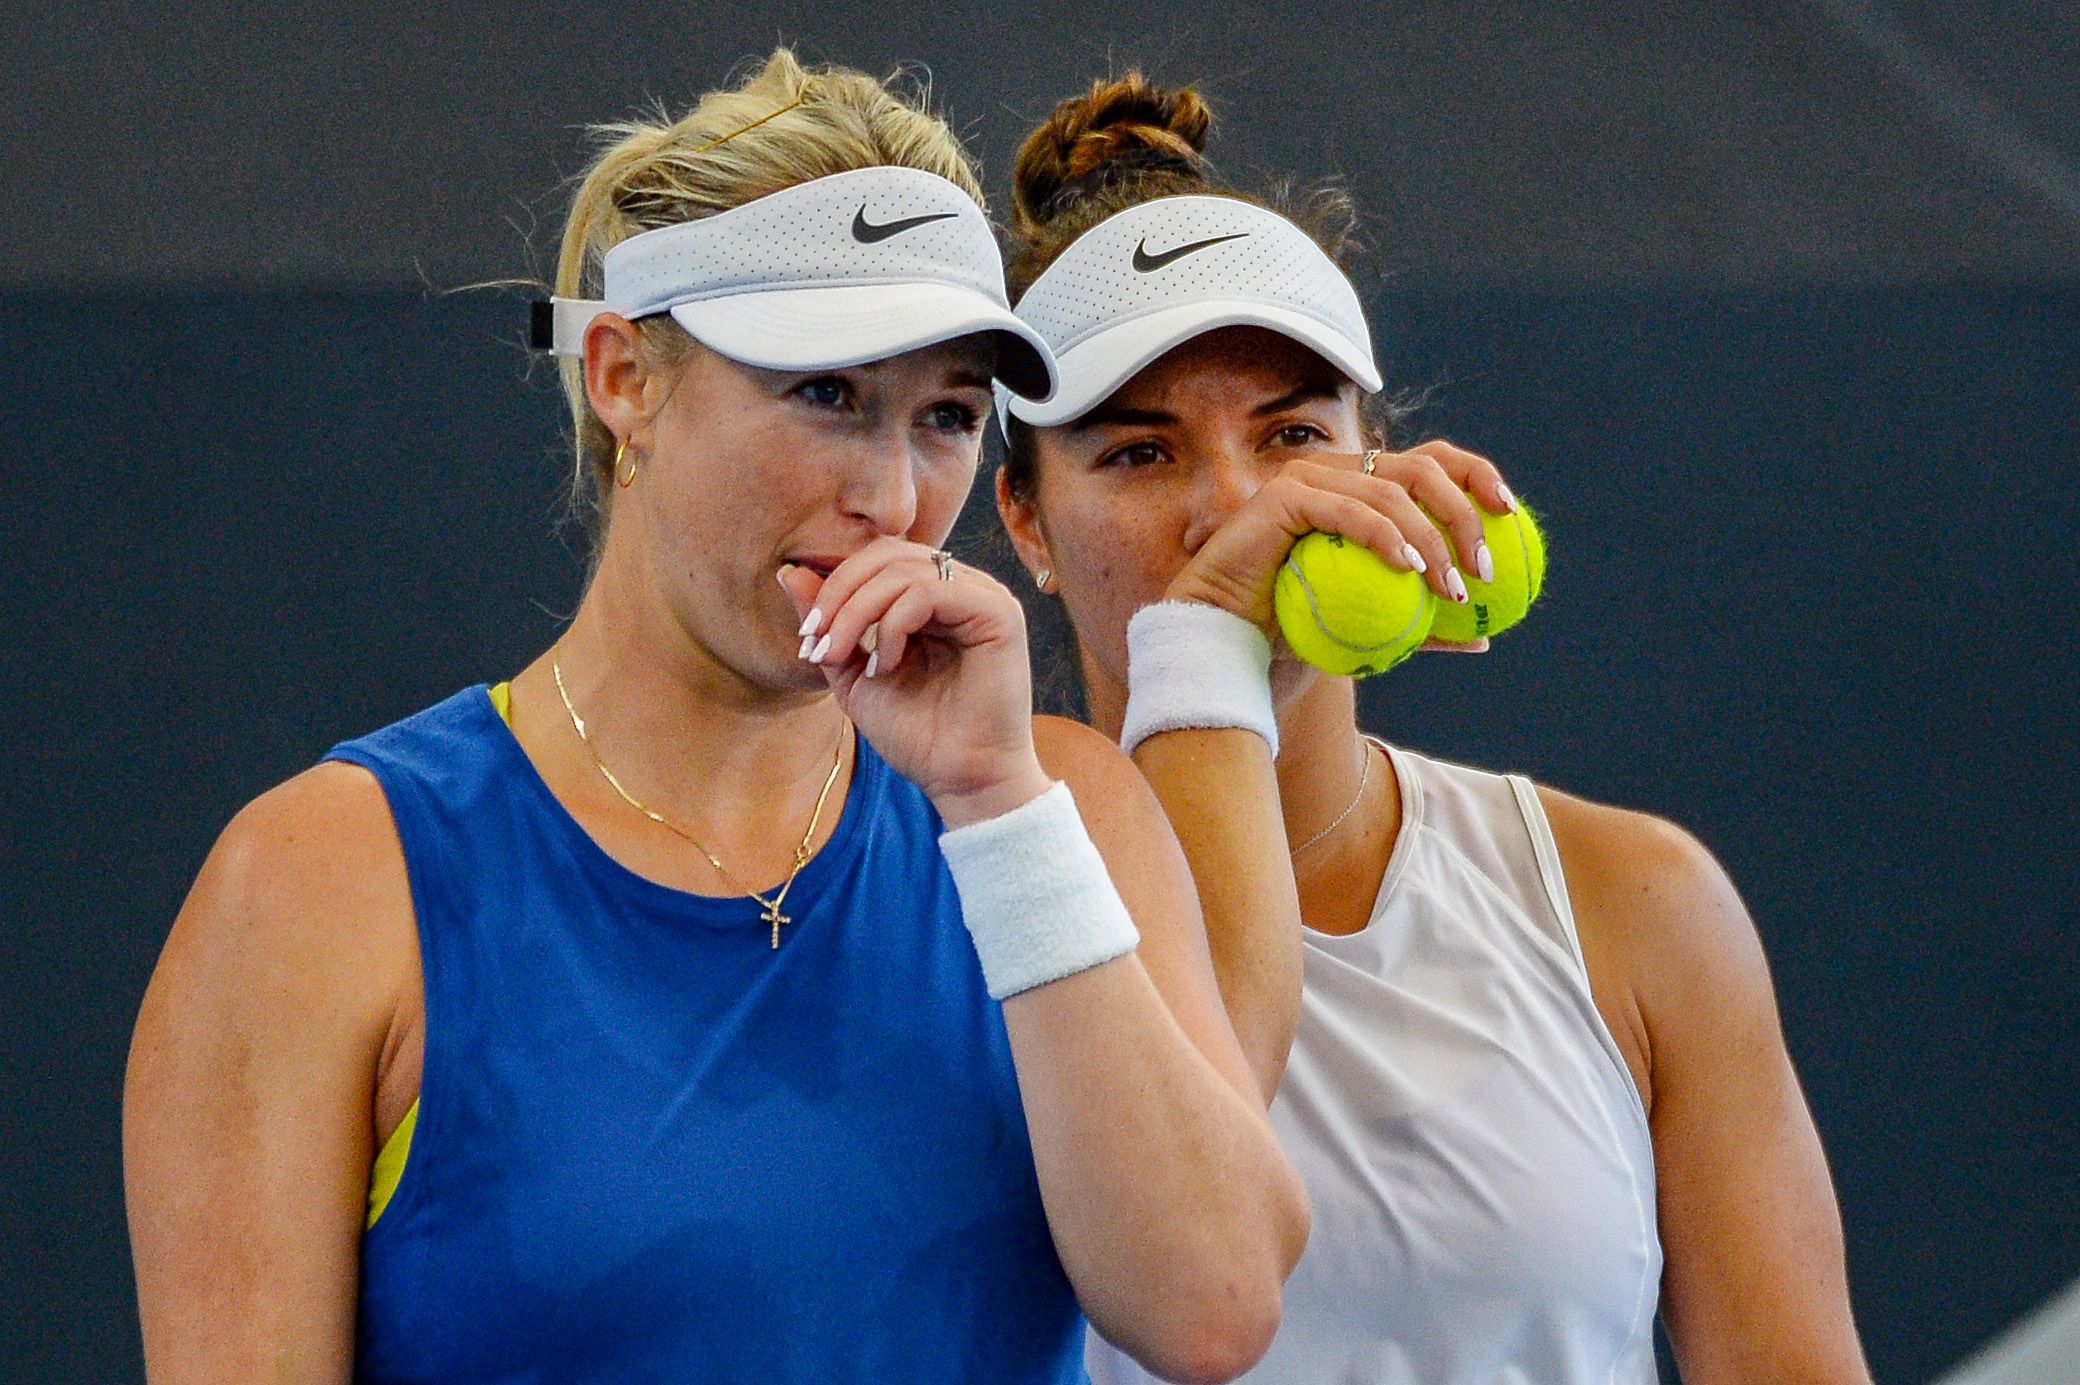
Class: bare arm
1125,725,1301,1101
1010,716,1309,1385
125,763,416,1384
1544,790,1872,1384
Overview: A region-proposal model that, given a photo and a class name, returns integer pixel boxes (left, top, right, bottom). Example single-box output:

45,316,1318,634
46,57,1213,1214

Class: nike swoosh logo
851,207,960,243
1132,232,1249,272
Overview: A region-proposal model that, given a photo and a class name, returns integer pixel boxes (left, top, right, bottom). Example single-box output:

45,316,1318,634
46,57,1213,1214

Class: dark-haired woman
123,54,1307,1383
995,74,1872,1384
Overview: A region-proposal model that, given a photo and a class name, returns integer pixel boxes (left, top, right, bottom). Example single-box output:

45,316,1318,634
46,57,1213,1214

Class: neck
526,536,849,831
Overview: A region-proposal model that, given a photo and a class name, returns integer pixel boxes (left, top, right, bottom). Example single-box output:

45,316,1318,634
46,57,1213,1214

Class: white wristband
939,781,1140,1000
1118,601,1279,757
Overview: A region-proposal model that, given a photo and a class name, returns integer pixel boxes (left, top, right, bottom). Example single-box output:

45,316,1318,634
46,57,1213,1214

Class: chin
1268,652,1322,707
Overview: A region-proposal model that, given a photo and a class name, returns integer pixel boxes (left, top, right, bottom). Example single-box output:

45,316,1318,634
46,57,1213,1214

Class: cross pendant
766,901,790,949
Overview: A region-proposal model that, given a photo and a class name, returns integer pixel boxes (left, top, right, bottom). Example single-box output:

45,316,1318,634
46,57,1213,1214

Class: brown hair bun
1010,72,1213,239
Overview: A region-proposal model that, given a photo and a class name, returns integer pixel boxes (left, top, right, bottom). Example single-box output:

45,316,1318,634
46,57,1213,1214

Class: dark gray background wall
4,5,2075,1383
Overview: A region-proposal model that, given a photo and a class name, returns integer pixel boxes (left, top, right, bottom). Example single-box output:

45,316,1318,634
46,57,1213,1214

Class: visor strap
534,297,608,357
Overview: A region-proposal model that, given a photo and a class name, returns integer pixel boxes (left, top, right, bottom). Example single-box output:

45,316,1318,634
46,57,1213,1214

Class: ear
995,465,1054,589
582,313,659,446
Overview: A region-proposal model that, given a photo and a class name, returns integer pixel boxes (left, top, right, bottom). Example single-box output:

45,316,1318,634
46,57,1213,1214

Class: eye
922,401,982,434
794,376,852,410
1097,441,1168,469
1271,422,1330,448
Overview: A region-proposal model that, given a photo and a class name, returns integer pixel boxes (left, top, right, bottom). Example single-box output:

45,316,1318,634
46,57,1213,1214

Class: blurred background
3,3,2074,1380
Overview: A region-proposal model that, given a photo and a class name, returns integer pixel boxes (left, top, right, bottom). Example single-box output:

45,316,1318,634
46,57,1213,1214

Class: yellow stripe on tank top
366,680,514,1230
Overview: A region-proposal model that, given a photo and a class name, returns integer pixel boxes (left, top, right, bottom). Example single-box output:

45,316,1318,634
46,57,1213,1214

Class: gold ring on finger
1361,448,1382,476
930,549,955,582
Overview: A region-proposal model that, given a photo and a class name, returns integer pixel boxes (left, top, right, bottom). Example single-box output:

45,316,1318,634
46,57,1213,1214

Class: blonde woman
124,53,1305,1383
996,74,1872,1385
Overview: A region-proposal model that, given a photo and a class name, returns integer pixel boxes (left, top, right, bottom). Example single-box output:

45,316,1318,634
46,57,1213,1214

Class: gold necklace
551,655,846,948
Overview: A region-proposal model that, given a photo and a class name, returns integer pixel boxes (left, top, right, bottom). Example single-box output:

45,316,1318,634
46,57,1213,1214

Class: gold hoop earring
613,437,640,489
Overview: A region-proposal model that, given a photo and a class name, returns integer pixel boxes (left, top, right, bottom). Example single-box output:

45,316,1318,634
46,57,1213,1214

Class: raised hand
1161,441,1517,655
779,538,1052,827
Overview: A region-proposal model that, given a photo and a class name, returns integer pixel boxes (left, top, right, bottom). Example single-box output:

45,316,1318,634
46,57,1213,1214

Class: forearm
936,757,1306,1381
1131,727,1303,1102
1003,957,1308,1383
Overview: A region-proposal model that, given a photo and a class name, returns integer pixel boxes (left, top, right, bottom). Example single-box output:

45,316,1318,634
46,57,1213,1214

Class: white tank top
1090,744,1663,1385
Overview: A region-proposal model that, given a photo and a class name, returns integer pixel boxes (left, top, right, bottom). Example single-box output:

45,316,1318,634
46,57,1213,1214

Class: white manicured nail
798,635,815,660
810,633,832,663
1446,569,1469,603
1403,544,1427,573
798,608,823,638
864,651,879,679
1496,484,1516,512
1475,543,1495,583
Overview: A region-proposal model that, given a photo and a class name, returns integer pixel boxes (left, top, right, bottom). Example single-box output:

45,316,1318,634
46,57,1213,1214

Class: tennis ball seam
1281,558,1434,653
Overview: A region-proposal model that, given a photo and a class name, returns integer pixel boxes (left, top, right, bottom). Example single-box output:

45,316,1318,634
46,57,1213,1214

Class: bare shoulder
126,760,417,1376
1031,715,1191,867
1535,785,1768,989
1535,784,1782,1101
1031,713,1141,794
1032,709,1198,876
143,760,417,1053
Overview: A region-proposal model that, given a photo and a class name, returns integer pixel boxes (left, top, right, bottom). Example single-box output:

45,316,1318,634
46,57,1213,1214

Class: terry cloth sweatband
939,781,1140,1000
1118,601,1279,757
532,165,1055,400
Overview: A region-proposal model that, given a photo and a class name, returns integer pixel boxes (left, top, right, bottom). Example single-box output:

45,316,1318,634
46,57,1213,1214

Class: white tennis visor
537,166,1057,401
1003,195,1381,430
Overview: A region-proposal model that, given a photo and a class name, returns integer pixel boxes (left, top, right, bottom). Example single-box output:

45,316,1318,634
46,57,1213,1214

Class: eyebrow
1067,405,1179,433
1250,384,1345,416
1068,383,1345,432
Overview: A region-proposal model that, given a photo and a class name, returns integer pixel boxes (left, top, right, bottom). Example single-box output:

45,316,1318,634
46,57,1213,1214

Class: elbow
1126,1186,1306,1384
1130,1282,1285,1385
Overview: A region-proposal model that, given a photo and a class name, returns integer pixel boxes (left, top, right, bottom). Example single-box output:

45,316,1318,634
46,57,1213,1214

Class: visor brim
1009,300,1381,428
671,282,1057,402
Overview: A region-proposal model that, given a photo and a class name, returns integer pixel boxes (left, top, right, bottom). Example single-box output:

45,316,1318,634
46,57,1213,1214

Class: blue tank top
327,686,1086,1383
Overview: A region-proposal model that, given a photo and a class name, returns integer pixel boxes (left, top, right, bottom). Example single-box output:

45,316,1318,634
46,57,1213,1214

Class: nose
1179,448,1266,555
839,428,920,537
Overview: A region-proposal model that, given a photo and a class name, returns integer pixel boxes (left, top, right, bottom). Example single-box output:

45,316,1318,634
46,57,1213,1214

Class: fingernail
798,635,815,660
798,608,823,638
864,651,879,679
1403,544,1427,574
1475,543,1495,583
1447,569,1469,603
776,564,797,586
810,633,832,663
860,623,879,654
1496,483,1516,512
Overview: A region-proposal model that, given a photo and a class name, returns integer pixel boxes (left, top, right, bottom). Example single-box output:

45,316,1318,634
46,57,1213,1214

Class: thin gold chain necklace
551,655,846,948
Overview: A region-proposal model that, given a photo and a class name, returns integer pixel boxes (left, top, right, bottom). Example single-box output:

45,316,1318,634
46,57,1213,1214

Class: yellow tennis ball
1428,497,1547,643
1274,532,1438,678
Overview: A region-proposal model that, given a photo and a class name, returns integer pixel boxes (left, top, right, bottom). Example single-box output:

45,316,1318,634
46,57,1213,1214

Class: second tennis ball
1274,532,1437,677
1428,497,1547,643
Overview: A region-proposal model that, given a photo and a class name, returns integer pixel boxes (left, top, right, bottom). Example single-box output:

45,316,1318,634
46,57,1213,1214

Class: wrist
1119,602,1279,757
930,759,1055,830
1160,570,1259,626
938,780,1141,999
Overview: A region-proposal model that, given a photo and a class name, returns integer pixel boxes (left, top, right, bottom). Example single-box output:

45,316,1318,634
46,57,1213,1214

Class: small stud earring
1035,568,1052,591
